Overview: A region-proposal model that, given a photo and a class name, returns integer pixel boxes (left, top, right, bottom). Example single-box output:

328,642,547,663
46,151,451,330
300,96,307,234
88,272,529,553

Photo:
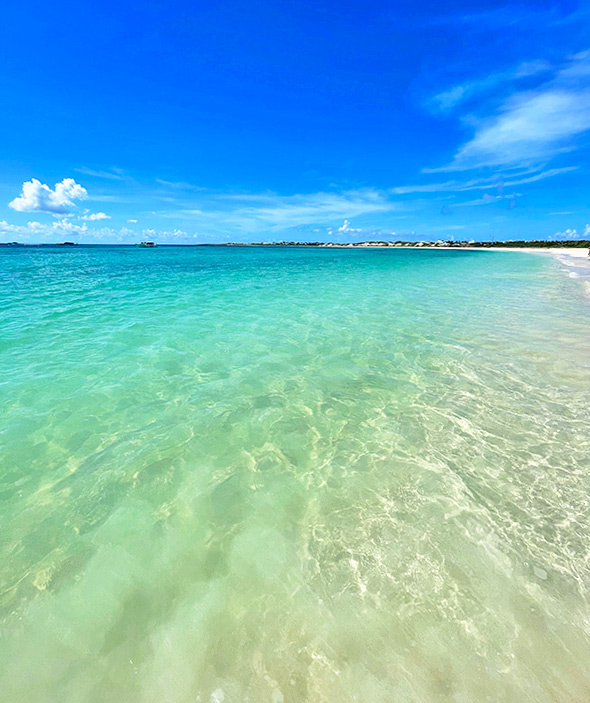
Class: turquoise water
1,246,590,703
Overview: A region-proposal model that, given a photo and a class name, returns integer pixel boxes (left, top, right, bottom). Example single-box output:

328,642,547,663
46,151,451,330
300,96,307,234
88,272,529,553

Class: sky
0,0,589,243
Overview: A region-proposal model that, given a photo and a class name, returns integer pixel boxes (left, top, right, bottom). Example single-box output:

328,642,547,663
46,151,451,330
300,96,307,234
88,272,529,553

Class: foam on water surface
1,246,590,702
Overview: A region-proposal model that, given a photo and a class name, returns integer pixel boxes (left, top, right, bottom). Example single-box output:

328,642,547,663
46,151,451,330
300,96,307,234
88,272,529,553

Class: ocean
1,245,589,702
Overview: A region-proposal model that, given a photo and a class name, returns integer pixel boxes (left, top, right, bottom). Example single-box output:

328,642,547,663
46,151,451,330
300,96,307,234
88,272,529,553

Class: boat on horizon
136,241,157,247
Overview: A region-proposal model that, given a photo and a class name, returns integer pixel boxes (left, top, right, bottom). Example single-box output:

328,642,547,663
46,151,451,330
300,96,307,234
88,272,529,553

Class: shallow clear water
1,246,590,703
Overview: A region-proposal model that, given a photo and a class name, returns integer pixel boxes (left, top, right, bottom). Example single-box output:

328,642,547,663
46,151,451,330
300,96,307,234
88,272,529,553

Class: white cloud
432,52,590,170
0,219,188,243
9,178,88,215
551,225,590,240
80,211,110,220
553,227,578,239
336,219,363,234
0,220,43,235
450,90,590,169
127,219,138,223
0,218,87,240
52,219,88,235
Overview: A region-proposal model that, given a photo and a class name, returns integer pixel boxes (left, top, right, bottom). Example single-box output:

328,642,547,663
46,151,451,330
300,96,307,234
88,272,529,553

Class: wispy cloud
455,193,519,208
75,167,126,181
431,51,590,171
392,166,577,194
429,224,467,231
180,189,397,232
85,194,136,203
429,3,587,32
451,91,590,169
155,178,206,191
430,60,552,113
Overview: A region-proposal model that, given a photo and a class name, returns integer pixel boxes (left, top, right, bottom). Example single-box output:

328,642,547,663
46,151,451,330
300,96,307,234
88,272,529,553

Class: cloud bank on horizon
0,1,589,243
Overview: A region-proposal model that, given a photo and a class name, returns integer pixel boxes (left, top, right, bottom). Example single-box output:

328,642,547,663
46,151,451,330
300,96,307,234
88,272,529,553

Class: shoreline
445,246,589,257
327,244,590,291
442,246,590,285
509,246,590,289
339,244,590,274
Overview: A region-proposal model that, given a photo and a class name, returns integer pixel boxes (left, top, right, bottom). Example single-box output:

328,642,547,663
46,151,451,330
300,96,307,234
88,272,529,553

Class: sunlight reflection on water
1,246,590,702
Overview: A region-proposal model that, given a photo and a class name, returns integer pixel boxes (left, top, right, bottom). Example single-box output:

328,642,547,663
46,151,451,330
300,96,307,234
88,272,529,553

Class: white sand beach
485,246,589,265
416,246,589,259
486,247,589,260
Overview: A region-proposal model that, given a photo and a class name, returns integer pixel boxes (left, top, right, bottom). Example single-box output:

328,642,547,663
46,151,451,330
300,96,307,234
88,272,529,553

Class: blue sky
0,0,589,243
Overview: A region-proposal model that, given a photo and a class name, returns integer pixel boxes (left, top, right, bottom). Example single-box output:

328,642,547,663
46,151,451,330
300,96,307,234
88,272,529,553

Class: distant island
232,239,590,249
1,239,589,248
